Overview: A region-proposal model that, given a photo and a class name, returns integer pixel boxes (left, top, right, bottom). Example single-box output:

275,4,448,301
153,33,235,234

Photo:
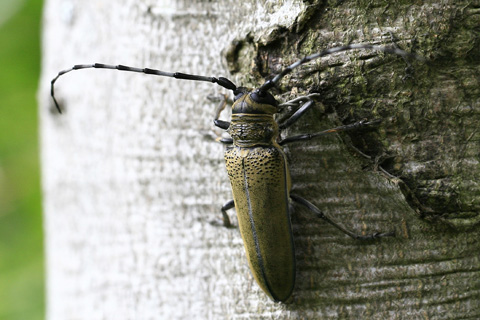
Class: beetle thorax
226,93,279,147
228,114,278,147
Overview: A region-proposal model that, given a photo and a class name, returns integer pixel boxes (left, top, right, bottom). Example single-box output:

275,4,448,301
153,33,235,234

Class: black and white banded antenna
50,44,423,113
50,63,238,113
258,43,424,91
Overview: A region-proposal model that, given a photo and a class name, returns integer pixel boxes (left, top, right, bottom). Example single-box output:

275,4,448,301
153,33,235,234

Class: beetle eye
233,87,248,101
250,90,265,101
250,90,278,106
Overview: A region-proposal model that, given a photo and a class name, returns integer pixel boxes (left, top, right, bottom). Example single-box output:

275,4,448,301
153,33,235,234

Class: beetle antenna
50,63,237,113
259,43,424,91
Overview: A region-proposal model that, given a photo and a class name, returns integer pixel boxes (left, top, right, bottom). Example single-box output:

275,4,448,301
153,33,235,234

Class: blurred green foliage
0,0,45,319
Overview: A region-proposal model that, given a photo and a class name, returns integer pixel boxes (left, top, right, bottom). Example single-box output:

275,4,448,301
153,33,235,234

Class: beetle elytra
51,43,421,302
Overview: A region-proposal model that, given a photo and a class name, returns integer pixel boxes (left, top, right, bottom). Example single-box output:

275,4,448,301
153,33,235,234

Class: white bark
40,0,306,319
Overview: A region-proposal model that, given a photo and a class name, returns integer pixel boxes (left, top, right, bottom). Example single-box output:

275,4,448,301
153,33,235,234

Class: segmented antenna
259,43,424,91
50,63,237,113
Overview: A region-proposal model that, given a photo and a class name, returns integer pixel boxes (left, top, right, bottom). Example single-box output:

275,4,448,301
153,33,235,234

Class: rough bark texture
40,0,479,319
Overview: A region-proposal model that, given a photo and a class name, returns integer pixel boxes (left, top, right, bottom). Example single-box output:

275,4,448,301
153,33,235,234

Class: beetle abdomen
225,145,295,302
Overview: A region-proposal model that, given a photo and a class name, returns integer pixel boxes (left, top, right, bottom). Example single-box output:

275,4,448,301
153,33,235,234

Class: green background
0,0,45,319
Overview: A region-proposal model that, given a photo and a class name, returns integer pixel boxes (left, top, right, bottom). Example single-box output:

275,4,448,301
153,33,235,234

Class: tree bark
40,0,480,319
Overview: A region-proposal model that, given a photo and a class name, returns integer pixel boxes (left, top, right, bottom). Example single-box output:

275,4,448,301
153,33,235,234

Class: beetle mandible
51,43,420,302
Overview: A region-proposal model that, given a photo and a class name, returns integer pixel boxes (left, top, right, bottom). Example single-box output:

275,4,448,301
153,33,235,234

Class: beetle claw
209,219,236,229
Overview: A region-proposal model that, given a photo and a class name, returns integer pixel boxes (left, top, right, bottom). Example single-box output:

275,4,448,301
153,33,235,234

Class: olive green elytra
225,93,295,302
51,43,411,302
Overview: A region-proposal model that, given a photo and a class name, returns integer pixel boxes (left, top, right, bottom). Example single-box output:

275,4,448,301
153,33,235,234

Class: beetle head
232,87,278,114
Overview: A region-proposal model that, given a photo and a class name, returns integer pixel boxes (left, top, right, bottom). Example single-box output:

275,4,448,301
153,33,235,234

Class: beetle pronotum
51,43,421,302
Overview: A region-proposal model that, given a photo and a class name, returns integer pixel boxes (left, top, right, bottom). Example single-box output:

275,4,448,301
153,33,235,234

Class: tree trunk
40,0,480,319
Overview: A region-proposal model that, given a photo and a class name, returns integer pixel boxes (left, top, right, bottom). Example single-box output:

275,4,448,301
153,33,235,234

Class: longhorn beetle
51,43,421,302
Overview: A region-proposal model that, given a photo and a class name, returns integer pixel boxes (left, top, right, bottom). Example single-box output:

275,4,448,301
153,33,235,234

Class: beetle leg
210,199,236,228
210,93,232,130
214,119,231,130
208,94,233,142
219,137,233,144
278,94,320,130
290,194,395,240
221,199,236,228
279,119,382,145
